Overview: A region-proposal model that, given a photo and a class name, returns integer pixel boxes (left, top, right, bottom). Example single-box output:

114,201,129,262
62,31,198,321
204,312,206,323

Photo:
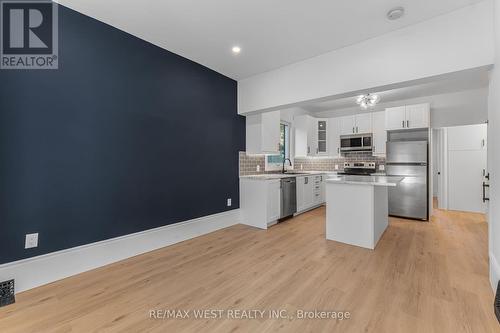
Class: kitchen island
325,175,403,250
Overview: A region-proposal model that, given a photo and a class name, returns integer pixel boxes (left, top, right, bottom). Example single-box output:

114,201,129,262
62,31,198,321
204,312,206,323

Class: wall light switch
227,198,232,207
334,164,339,170
379,165,385,171
256,165,260,172
25,233,38,249
300,164,303,170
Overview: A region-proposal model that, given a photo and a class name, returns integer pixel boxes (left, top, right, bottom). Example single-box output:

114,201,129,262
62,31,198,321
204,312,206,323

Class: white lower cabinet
297,175,324,213
241,175,326,230
313,175,322,205
240,179,281,229
267,181,281,223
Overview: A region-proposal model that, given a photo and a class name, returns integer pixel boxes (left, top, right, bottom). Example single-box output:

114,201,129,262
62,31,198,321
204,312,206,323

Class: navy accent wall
0,5,245,264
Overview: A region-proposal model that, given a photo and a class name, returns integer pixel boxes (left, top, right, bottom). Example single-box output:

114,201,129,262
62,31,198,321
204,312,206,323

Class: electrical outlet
227,198,232,207
300,164,303,170
379,165,385,171
334,164,339,170
25,233,38,249
256,165,260,172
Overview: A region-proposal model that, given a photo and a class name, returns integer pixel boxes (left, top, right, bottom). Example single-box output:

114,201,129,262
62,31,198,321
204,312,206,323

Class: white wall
489,0,500,291
238,1,494,114
315,88,489,128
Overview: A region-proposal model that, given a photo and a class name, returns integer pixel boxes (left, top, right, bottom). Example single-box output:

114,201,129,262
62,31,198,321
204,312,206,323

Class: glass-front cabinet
317,120,327,154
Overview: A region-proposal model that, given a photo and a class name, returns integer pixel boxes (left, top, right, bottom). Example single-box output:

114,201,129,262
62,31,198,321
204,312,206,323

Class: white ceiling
55,0,485,80
299,68,490,114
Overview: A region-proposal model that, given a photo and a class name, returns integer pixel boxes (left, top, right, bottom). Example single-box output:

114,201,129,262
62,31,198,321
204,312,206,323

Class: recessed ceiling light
387,7,405,21
232,46,241,54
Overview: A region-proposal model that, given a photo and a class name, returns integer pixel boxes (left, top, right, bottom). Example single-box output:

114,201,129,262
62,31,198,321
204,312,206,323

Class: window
280,123,290,161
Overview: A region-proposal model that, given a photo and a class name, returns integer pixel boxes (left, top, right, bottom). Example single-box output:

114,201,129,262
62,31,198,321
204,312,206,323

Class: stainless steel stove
337,162,376,176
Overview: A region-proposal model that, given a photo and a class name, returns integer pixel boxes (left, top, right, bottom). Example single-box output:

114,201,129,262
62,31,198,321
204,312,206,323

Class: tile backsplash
239,152,269,176
294,152,386,172
239,151,386,175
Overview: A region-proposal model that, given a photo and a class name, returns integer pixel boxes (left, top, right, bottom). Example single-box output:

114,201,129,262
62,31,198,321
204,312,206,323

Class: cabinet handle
316,148,319,154
407,120,409,128
402,120,405,128
352,127,355,133
307,146,310,154
356,126,358,133
482,139,485,148
337,147,340,154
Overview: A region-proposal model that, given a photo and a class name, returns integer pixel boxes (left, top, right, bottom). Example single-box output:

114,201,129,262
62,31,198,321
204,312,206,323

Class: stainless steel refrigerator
386,141,428,220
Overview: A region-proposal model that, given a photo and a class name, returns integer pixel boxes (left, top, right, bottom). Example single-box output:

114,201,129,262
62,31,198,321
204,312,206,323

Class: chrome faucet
282,158,292,174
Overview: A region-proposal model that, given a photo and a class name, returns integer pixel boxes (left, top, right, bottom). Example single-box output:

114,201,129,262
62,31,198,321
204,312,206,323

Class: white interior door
447,124,488,213
448,150,487,213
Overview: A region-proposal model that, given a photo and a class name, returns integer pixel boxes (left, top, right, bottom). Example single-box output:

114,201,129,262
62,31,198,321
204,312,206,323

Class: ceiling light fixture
387,7,405,21
356,94,380,109
232,46,241,54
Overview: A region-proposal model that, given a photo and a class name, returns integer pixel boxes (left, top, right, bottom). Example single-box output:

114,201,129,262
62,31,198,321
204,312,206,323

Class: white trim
490,252,500,291
0,209,241,294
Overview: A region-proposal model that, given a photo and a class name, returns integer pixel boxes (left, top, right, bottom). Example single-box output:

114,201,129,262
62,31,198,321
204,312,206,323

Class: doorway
433,124,488,214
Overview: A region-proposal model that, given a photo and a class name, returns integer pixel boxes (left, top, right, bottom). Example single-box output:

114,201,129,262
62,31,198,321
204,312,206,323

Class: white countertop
325,175,404,187
240,171,336,180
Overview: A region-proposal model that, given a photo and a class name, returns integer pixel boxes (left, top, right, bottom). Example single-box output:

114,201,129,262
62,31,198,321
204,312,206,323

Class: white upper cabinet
246,111,281,154
295,116,330,156
340,114,372,135
294,115,309,157
385,104,430,130
295,114,317,157
372,111,386,156
385,106,407,130
308,117,318,155
355,113,373,134
316,119,328,154
328,117,341,157
340,116,356,135
406,104,430,129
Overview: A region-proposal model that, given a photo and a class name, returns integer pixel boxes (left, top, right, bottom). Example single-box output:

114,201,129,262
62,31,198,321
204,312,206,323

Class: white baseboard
490,252,500,291
0,209,240,294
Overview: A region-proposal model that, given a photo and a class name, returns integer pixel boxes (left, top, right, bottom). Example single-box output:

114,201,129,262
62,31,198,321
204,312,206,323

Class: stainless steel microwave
340,134,373,152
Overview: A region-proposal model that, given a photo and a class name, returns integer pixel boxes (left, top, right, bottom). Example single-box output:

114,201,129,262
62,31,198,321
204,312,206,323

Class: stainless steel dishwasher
280,177,297,219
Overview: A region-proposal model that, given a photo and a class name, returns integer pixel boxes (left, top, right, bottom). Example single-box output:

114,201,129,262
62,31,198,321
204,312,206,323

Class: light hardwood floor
0,206,498,332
